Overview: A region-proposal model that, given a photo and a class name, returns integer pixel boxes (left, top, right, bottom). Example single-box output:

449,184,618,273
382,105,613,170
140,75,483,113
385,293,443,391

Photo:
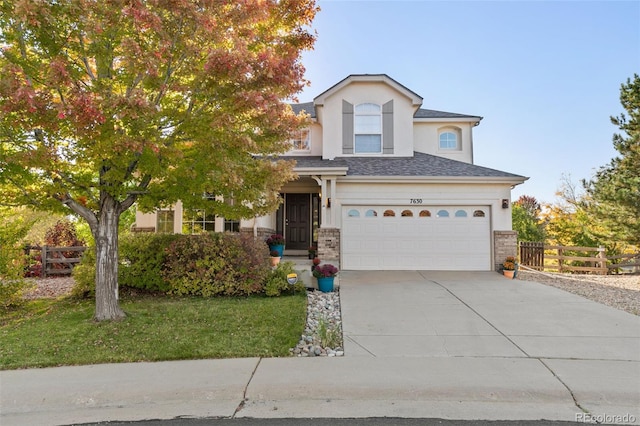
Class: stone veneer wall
318,228,340,260
494,230,518,272
239,227,276,243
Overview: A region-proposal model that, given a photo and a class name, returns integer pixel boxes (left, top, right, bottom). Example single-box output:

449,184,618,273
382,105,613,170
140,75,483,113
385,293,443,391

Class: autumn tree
545,176,601,248
511,195,545,242
583,74,640,247
0,0,317,320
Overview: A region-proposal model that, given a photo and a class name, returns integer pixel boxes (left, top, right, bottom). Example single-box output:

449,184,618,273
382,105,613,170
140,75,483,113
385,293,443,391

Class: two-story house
135,74,528,271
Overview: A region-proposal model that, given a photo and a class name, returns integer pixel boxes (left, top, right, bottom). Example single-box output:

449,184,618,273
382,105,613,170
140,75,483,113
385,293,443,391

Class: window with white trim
438,127,461,150
354,103,382,153
183,208,216,234
157,210,174,233
290,128,310,151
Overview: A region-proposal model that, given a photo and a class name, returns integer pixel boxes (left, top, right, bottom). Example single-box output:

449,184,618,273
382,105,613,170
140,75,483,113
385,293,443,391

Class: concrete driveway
338,270,640,421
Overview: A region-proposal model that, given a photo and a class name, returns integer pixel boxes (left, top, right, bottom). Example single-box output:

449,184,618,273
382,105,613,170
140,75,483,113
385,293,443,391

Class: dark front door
285,194,310,250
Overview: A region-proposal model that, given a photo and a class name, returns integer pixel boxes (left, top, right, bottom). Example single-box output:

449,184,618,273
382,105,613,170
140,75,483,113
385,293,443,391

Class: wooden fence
24,245,87,278
519,242,640,274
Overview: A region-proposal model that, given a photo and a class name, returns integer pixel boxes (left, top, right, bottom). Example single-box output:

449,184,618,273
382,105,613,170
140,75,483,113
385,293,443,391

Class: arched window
473,210,486,217
354,103,382,153
437,209,449,218
348,209,360,217
439,127,461,150
455,210,467,218
419,210,431,217
401,210,413,217
383,209,395,217
365,209,377,217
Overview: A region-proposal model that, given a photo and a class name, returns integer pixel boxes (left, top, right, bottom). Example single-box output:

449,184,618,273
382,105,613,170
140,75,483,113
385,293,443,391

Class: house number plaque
410,199,423,204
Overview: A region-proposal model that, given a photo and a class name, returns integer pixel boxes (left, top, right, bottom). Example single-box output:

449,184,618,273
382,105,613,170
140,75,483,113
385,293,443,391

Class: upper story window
438,127,461,150
354,103,382,153
290,128,310,151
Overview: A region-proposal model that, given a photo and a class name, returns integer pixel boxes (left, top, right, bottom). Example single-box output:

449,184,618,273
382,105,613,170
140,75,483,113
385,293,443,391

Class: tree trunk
93,195,126,321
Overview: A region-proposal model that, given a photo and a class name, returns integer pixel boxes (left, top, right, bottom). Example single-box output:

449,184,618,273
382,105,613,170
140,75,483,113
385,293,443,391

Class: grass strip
0,293,307,370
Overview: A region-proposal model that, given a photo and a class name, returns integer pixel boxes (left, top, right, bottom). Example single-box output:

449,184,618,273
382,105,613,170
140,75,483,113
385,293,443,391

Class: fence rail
24,245,87,278
519,242,640,274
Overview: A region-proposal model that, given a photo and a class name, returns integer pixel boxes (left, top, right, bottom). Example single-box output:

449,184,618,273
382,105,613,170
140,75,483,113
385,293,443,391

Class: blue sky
298,0,640,205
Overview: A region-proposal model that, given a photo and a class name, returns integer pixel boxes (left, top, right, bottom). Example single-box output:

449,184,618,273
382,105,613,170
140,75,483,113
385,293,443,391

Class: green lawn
0,293,307,370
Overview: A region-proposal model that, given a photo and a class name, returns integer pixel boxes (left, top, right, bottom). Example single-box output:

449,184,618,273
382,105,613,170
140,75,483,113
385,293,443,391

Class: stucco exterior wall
413,122,474,163
319,82,416,159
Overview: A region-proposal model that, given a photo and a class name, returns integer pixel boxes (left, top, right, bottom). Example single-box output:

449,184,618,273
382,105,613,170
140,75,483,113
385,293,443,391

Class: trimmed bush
72,233,182,297
163,233,270,297
119,233,182,292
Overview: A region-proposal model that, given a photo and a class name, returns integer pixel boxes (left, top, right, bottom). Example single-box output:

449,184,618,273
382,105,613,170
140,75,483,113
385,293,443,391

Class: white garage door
342,206,491,271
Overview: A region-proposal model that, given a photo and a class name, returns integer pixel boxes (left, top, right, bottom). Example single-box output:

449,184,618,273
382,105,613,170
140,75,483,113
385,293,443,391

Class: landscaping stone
290,289,344,357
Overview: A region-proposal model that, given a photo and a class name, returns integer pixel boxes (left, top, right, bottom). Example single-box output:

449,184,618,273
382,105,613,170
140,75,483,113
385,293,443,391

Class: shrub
119,233,182,292
72,233,182,297
163,233,270,297
0,250,33,309
71,246,95,298
0,213,33,308
265,261,305,297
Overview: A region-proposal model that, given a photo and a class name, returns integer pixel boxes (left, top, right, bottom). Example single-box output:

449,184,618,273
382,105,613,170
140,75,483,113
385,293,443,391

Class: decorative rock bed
290,289,344,357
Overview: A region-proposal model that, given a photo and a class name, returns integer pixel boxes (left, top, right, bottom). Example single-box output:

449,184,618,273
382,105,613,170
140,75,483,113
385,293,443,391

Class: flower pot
317,276,335,292
503,270,515,279
269,244,284,257
270,256,281,267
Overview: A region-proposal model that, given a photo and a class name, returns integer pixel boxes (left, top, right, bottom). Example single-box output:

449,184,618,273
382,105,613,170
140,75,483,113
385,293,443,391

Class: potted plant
269,250,281,267
266,234,285,257
308,245,317,259
502,256,516,279
312,262,339,292
311,256,321,271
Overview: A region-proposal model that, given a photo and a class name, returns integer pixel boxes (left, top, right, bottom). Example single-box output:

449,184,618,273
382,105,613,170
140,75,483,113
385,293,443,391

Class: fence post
597,246,607,275
41,245,48,278
557,247,563,273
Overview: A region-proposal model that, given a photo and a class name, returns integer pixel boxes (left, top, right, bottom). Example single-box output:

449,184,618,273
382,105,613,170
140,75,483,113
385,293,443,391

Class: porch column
320,177,328,227
330,177,337,226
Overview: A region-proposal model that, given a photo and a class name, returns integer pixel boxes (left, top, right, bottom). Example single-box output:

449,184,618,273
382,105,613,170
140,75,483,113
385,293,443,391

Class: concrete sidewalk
1,272,639,425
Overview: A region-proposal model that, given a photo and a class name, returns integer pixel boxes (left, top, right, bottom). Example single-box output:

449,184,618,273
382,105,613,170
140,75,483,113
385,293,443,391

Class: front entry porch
276,192,320,253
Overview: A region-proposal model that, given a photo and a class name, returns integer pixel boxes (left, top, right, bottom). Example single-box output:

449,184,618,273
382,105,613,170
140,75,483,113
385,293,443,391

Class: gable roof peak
314,74,423,106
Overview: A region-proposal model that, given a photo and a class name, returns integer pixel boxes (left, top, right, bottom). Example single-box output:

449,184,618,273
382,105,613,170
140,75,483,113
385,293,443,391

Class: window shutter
342,100,354,154
383,100,393,154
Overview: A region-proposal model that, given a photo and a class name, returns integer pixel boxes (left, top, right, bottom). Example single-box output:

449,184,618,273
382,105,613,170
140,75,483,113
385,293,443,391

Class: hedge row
72,233,303,298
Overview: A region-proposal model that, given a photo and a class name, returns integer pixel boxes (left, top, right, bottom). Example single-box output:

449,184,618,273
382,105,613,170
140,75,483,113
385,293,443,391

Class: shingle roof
282,152,526,180
289,104,479,121
414,108,481,120
290,102,316,118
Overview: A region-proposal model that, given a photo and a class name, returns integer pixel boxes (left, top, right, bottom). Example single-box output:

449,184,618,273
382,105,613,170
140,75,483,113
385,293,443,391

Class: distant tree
0,0,317,320
583,74,640,246
512,195,545,242
545,176,601,248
